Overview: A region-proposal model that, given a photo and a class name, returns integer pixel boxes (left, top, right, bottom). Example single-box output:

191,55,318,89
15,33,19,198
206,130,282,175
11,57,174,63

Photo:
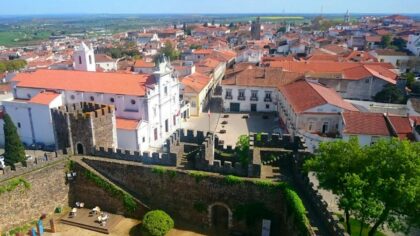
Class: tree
391,37,407,51
160,42,180,61
304,137,365,234
402,72,416,89
373,85,405,104
305,138,420,236
363,139,420,236
411,81,420,94
3,113,26,167
142,210,174,236
235,135,251,166
380,35,392,49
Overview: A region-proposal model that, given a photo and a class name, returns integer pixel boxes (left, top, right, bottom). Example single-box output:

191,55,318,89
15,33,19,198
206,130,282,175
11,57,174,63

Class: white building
407,34,420,57
73,42,96,72
3,56,180,153
95,54,118,72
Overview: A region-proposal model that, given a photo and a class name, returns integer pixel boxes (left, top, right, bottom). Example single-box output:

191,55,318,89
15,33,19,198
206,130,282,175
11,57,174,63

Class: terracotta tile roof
342,112,391,136
28,91,60,105
222,66,304,90
116,118,140,130
280,80,357,113
193,49,213,55
269,61,397,83
344,51,378,62
181,72,212,94
133,59,155,68
13,69,151,96
307,54,339,62
387,116,414,140
95,54,115,63
365,36,382,42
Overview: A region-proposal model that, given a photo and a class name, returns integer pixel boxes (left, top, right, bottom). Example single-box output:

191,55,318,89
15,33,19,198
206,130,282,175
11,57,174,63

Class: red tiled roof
193,49,213,55
182,72,212,93
116,118,140,130
279,80,357,113
388,116,413,140
13,69,151,96
28,91,60,105
133,59,155,68
342,112,391,136
95,54,115,63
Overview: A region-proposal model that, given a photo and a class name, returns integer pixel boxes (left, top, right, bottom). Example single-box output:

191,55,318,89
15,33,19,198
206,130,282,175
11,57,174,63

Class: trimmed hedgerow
188,171,209,183
142,210,174,236
0,177,31,195
83,170,138,213
224,175,243,185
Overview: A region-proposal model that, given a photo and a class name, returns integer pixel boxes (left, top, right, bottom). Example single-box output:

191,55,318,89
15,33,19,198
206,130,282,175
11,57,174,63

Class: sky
2,0,420,15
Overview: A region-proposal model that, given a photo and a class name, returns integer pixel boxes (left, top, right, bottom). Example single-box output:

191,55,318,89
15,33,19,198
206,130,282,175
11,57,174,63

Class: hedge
142,210,174,236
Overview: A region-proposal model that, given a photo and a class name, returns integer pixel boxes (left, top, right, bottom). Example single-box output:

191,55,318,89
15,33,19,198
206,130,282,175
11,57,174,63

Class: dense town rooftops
13,69,152,96
280,80,358,114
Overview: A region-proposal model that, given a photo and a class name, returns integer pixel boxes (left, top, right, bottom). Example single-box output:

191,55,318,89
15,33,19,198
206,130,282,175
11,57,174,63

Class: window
70,95,75,100
266,104,270,109
89,55,92,64
365,78,369,83
308,122,314,131
110,97,115,103
27,94,31,99
165,119,169,132
78,56,82,64
17,122,21,128
264,91,272,102
238,89,245,100
154,128,158,141
90,96,95,101
173,115,176,126
164,86,168,96
131,99,136,105
142,137,145,143
225,89,232,99
251,90,258,101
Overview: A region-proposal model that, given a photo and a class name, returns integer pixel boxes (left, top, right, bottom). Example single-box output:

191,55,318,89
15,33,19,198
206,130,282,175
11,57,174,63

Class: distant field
260,16,304,20
0,31,51,47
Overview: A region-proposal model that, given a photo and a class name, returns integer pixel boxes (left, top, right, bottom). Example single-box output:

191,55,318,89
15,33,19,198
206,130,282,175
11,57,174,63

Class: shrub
142,210,174,236
3,113,26,168
224,175,243,185
188,171,208,183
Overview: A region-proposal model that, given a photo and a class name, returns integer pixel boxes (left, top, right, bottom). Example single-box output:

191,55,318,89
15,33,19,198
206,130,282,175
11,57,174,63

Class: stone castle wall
82,157,306,235
0,158,69,231
52,102,115,155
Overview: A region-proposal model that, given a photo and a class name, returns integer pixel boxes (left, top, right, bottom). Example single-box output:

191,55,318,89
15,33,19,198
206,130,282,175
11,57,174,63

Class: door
322,122,329,134
230,103,240,112
251,103,257,112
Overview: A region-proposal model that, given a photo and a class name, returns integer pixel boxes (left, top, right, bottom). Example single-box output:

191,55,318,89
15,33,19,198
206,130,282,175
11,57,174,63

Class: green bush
0,177,31,195
188,171,208,183
224,175,243,185
283,188,310,235
142,210,174,236
83,170,138,213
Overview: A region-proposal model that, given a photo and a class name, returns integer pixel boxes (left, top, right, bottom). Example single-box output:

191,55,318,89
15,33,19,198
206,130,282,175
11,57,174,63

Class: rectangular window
165,119,169,132
225,89,232,99
89,55,92,64
154,128,158,141
238,89,245,100
173,115,176,126
251,90,258,101
142,137,145,143
78,56,82,64
164,86,168,96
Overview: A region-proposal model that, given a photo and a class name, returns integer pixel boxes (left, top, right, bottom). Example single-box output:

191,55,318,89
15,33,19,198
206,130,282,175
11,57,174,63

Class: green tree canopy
3,113,26,168
142,210,174,236
235,135,251,166
374,85,405,104
160,41,180,61
0,60,27,73
380,35,392,49
305,138,420,236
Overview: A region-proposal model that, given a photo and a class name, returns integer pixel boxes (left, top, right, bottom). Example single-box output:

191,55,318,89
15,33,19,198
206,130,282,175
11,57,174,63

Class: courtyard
181,112,282,147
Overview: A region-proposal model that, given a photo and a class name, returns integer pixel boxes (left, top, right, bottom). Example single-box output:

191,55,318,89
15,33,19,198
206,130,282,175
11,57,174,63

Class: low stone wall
0,158,69,231
82,157,308,235
91,147,177,166
292,154,349,236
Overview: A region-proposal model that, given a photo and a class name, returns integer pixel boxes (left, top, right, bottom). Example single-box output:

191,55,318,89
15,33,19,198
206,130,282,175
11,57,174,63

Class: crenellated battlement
52,102,114,120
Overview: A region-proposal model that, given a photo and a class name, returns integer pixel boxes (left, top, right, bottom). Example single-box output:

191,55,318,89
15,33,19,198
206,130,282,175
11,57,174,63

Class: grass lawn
344,217,387,236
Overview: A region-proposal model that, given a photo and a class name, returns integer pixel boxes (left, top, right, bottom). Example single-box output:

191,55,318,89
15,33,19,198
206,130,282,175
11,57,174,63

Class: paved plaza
181,112,282,147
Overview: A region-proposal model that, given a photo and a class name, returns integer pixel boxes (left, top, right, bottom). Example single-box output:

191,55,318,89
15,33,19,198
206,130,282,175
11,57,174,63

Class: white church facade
2,42,180,153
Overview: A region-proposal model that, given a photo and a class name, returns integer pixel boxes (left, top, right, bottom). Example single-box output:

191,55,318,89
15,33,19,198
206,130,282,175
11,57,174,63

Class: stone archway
76,143,84,155
208,202,233,229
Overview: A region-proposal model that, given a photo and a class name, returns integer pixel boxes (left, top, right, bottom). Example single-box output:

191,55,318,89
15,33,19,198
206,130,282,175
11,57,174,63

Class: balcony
238,96,246,101
250,96,258,101
225,95,232,100
264,97,272,102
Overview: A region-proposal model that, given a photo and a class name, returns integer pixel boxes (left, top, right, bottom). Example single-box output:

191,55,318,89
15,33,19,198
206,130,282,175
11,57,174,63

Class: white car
0,156,5,169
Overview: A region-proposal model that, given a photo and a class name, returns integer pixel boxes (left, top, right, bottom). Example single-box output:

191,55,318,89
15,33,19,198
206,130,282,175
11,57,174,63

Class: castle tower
73,42,96,72
345,10,350,23
251,17,261,40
